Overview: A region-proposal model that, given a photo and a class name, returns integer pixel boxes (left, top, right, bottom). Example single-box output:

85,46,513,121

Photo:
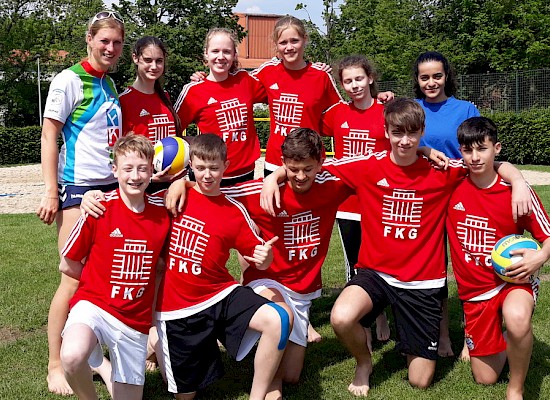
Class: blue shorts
58,183,118,209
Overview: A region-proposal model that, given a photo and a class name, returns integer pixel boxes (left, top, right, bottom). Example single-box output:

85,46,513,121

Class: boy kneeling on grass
446,116,550,400
155,134,289,400
59,134,171,399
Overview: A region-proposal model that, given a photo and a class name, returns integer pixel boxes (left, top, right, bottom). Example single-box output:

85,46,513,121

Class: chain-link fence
378,69,550,113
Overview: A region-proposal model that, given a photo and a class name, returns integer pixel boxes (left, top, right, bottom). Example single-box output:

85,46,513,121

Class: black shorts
58,182,118,209
348,268,443,360
158,286,270,394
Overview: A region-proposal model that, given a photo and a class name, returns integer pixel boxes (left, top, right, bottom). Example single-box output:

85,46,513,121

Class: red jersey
119,86,177,142
62,190,170,333
156,188,264,319
324,154,467,288
174,70,267,178
251,59,343,171
322,100,389,220
447,176,550,301
224,174,353,295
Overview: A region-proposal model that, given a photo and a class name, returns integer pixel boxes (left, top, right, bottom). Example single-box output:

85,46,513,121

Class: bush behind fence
2,108,550,166
379,69,550,113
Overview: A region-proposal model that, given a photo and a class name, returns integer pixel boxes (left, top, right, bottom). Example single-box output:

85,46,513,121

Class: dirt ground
1,163,550,214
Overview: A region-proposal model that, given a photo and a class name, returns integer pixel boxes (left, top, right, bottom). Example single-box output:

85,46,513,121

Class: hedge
1,107,549,166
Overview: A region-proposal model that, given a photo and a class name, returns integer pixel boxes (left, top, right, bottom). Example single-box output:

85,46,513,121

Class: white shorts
63,300,148,385
247,279,313,347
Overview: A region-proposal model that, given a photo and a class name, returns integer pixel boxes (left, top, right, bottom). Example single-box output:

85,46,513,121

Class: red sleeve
521,187,550,243
248,72,267,104
322,72,344,111
61,214,96,261
321,104,337,137
174,83,201,131
323,157,371,191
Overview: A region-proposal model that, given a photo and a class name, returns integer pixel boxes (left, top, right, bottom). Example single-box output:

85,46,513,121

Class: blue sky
233,0,330,30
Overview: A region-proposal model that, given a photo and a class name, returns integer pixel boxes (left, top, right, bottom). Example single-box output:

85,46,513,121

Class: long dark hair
412,51,457,100
133,36,183,136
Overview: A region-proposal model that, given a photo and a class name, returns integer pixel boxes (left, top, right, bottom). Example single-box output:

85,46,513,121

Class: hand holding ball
491,234,541,283
153,137,190,175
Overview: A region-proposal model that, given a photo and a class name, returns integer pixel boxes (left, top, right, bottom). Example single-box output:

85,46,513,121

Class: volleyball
491,234,541,283
153,136,190,174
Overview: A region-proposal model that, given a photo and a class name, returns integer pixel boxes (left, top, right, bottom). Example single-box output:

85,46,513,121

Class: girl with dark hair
119,36,186,191
413,51,480,359
413,51,480,159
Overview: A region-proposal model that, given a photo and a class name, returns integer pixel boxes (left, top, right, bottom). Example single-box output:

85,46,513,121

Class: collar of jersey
81,60,107,78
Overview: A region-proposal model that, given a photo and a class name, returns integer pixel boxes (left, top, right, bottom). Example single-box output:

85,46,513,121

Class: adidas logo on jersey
377,178,389,187
207,97,218,105
341,121,349,129
276,210,289,218
110,228,123,238
270,83,279,90
139,109,150,117
453,202,466,211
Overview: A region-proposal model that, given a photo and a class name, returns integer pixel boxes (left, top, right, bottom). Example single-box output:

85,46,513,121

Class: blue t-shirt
417,96,480,158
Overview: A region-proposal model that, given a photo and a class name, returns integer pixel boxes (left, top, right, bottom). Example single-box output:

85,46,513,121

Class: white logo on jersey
382,189,423,239
110,228,123,238
207,97,218,105
457,214,496,267
148,114,176,142
284,211,321,261
277,210,289,218
270,83,279,90
272,93,304,136
215,98,248,142
343,129,376,156
139,108,150,117
428,341,438,351
340,121,349,129
377,178,389,187
168,216,210,275
109,239,153,300
453,202,466,211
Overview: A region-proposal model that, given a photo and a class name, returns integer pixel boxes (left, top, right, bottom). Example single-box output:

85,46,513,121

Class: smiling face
87,27,123,72
417,60,448,103
283,157,322,194
460,137,501,179
133,44,164,83
113,151,153,200
204,32,236,80
341,66,373,104
385,124,423,166
277,27,306,69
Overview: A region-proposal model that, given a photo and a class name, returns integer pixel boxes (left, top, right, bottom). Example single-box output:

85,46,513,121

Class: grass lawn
1,186,550,399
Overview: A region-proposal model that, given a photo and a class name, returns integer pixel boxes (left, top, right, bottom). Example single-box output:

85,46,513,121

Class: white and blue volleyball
491,234,541,283
153,136,190,174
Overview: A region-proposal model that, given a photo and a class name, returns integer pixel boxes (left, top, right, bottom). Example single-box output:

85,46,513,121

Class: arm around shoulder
495,161,532,222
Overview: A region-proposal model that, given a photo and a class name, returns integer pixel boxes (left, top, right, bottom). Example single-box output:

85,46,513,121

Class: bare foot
307,323,322,343
145,352,158,372
348,362,372,397
506,386,524,400
47,364,74,396
459,338,470,362
364,327,373,354
438,336,454,357
375,312,390,342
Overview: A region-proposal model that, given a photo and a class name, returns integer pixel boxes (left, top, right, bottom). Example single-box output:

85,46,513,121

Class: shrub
487,108,550,165
0,126,42,165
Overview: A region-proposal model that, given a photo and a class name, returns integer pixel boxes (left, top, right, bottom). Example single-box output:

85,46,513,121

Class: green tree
113,0,243,99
